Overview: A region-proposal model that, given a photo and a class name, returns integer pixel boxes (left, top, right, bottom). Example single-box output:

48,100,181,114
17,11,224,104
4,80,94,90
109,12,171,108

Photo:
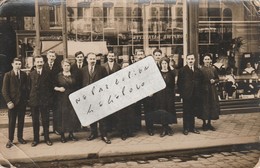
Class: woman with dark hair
54,59,81,143
151,57,177,137
199,54,220,131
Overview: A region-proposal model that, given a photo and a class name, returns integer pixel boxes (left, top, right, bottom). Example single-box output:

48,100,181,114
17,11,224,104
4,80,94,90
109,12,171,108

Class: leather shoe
183,129,189,135
190,128,200,134
68,133,78,141
207,124,216,131
167,128,174,136
61,136,66,143
160,130,167,137
202,124,208,131
31,141,38,147
87,134,97,141
147,129,154,136
101,136,111,144
45,140,53,146
18,138,27,144
6,141,13,148
121,133,127,141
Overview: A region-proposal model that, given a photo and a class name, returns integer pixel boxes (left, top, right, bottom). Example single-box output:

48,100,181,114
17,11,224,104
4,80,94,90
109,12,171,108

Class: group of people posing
2,48,220,148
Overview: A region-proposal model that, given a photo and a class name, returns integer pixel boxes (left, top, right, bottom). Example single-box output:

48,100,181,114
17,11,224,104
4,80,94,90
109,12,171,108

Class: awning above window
68,41,108,56
41,41,63,55
41,41,108,56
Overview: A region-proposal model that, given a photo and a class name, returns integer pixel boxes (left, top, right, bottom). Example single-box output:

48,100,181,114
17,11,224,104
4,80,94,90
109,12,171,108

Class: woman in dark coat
54,59,80,143
199,54,220,131
152,57,177,137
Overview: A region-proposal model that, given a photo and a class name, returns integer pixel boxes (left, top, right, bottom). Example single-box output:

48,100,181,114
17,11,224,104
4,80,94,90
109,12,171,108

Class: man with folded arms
43,50,62,135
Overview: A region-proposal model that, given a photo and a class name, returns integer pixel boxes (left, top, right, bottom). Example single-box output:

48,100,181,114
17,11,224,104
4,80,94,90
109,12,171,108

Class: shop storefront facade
0,0,259,105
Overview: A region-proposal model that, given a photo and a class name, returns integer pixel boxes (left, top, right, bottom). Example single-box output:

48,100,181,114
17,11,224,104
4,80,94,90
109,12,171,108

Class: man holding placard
82,52,111,144
133,49,155,135
102,51,121,132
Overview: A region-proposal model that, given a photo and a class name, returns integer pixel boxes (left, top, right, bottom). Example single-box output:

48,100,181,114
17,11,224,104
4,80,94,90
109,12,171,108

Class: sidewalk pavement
0,110,259,166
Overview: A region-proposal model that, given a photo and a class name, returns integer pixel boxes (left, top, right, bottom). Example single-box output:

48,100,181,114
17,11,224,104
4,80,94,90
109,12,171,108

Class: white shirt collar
13,69,20,75
78,62,83,68
188,65,194,70
36,68,42,74
63,71,71,76
108,62,114,68
48,61,54,65
89,64,95,71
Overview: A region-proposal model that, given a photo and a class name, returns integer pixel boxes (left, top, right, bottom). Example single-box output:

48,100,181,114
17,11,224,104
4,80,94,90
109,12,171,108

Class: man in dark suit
71,51,86,90
28,56,53,147
43,50,62,134
133,49,155,135
177,54,203,135
2,58,28,148
82,52,111,144
153,48,163,69
43,50,62,75
103,51,121,75
102,51,121,132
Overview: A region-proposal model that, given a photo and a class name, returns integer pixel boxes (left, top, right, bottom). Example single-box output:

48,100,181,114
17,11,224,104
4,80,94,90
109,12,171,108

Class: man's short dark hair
75,51,84,57
34,55,43,61
12,57,22,63
203,53,212,60
86,52,96,58
47,50,56,55
135,49,145,55
153,48,162,55
186,53,195,58
108,50,114,54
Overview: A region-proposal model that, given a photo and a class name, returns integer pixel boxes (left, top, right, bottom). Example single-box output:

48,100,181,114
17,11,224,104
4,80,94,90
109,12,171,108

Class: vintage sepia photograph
0,0,259,167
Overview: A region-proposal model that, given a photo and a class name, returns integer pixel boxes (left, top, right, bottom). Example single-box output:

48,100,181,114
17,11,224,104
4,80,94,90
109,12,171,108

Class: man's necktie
49,63,53,70
17,71,20,79
90,66,94,77
37,70,41,75
16,71,20,80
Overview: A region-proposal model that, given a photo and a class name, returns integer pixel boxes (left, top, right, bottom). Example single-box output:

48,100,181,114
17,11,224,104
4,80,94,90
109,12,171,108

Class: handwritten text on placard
69,56,166,126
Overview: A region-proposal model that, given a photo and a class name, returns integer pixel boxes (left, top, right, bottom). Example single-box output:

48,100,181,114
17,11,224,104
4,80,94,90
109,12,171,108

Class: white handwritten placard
69,56,166,126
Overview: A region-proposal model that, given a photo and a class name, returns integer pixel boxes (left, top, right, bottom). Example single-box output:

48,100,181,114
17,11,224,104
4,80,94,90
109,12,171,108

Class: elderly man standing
82,52,111,144
2,57,28,148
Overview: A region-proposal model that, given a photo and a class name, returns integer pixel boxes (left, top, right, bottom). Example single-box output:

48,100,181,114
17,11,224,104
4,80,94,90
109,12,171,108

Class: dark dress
199,66,220,120
55,72,81,133
151,70,177,124
116,104,135,134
